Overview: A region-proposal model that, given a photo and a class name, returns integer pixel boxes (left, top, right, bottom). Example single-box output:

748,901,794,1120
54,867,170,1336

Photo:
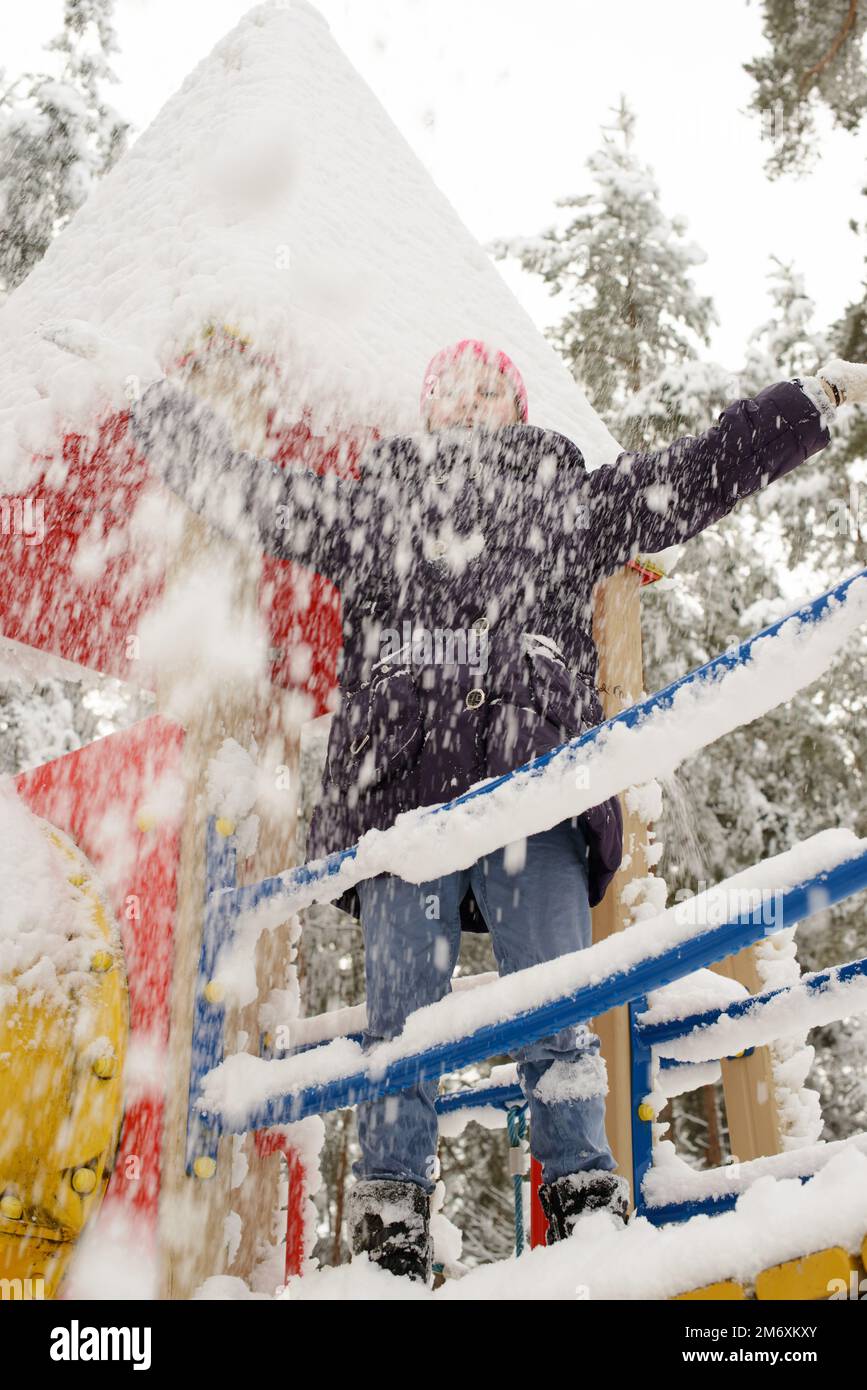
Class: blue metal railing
183,562,867,1228
436,1082,524,1116
635,954,867,1055
185,818,237,1174
197,846,867,1133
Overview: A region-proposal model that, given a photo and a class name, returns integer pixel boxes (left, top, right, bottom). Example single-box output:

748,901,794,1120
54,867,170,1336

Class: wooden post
591,570,784,1182
154,513,304,1296
713,948,783,1161
154,347,305,1296
590,566,650,1206
227,702,301,1285
591,568,786,1188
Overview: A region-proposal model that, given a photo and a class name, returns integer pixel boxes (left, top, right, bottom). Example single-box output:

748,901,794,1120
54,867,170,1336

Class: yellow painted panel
675,1280,747,1300
0,824,127,1298
0,1230,70,1300
755,1247,855,1301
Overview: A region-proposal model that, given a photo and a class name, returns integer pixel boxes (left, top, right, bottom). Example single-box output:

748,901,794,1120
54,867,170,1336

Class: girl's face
424,357,521,431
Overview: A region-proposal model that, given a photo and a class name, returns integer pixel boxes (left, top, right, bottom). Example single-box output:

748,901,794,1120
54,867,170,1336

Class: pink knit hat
420,339,529,422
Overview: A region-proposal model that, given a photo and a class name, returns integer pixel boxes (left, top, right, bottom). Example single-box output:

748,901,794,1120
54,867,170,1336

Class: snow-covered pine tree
743,253,867,1140
744,0,867,178
811,195,867,543
641,256,866,1150
0,0,128,297
491,95,715,450
0,674,121,776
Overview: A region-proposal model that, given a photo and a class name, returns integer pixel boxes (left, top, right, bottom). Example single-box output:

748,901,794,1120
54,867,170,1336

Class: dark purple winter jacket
131,378,831,927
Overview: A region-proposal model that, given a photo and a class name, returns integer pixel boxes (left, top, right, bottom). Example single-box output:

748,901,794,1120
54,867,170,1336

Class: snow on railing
281,971,500,1052
635,955,867,1064
197,839,867,1132
643,1129,867,1219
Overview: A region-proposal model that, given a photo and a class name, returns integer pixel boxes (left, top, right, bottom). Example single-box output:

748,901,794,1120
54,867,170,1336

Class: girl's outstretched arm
128,378,359,584
585,375,838,578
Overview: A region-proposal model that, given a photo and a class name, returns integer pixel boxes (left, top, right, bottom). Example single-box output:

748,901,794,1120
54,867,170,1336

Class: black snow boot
347,1179,433,1285
538,1170,630,1244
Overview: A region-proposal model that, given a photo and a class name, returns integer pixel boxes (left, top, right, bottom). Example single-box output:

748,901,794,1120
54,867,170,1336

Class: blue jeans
353,818,617,1193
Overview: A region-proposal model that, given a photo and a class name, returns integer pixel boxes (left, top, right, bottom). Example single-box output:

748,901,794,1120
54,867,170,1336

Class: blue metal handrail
635,954,867,1053
197,845,867,1132
436,1082,524,1115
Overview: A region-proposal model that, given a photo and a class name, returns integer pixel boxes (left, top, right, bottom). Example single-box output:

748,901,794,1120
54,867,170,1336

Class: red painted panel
0,341,377,716
0,412,157,682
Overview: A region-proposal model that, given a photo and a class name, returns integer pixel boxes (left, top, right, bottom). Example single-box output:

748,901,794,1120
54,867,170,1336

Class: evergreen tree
744,0,867,178
635,257,857,888
491,96,715,448
822,194,867,515
0,0,128,297
0,673,144,776
743,255,831,382
642,256,866,1148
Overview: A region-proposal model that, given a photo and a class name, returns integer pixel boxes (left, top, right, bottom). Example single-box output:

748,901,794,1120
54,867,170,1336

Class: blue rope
507,1105,528,1256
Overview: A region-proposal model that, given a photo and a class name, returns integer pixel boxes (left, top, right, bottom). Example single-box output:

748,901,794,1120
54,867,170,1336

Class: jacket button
471,616,489,633
429,538,447,560
466,688,485,710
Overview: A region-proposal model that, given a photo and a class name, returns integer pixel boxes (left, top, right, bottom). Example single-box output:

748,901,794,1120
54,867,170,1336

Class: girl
131,340,866,1284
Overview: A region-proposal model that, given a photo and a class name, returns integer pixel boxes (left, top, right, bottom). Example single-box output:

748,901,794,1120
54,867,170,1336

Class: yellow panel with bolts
0,822,128,1300
0,1227,70,1300
755,1247,856,1301
674,1281,747,1301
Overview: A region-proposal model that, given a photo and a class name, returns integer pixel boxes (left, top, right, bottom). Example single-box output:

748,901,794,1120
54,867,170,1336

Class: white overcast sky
4,0,866,367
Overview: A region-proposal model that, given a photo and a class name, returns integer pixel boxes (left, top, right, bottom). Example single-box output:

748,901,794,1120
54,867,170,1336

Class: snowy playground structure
2,2,867,1301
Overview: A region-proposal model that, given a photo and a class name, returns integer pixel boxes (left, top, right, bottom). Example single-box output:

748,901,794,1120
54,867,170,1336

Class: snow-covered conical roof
0,0,620,489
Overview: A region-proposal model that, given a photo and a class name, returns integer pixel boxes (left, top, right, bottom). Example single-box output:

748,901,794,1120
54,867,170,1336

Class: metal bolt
71,1167,97,1196
0,1192,23,1220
